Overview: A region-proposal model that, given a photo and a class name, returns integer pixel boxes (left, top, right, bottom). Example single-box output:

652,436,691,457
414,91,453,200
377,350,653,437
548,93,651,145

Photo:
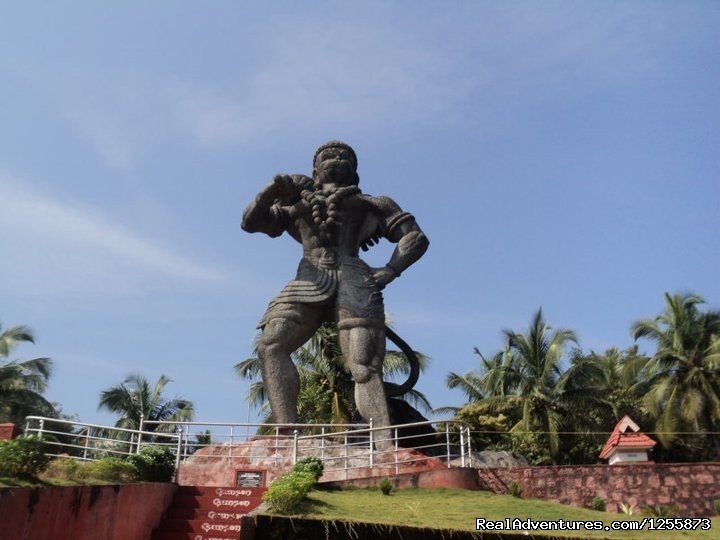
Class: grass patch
278,487,719,539
0,476,75,487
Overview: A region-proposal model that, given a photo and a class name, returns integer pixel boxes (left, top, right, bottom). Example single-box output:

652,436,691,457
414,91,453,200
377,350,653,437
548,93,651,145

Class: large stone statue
242,141,429,447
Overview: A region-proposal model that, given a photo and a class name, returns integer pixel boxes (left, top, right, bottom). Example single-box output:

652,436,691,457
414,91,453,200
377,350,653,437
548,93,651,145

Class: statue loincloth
258,255,384,329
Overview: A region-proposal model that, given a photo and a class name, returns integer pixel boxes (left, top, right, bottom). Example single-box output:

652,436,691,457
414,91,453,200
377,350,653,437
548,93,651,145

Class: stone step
151,532,240,540
177,486,266,499
167,508,255,521
172,495,264,510
158,518,243,534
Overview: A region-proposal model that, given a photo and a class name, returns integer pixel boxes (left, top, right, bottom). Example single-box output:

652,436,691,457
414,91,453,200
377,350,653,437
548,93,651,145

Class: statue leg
338,325,393,451
257,317,317,428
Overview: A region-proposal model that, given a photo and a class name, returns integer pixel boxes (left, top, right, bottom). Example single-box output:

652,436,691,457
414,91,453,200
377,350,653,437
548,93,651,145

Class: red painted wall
477,462,720,517
0,423,20,440
323,467,480,490
0,483,177,540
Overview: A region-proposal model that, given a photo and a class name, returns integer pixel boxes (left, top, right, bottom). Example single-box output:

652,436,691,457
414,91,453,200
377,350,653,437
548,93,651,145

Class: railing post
229,425,234,459
137,414,144,453
445,423,451,468
460,427,466,468
83,428,90,461
38,418,44,440
344,433,348,480
174,428,182,483
368,418,374,468
274,426,280,467
293,430,299,465
466,427,472,467
394,427,399,475
321,427,325,461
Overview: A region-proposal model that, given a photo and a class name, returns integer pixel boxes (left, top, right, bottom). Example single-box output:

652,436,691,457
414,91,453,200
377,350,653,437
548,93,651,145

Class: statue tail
383,325,420,397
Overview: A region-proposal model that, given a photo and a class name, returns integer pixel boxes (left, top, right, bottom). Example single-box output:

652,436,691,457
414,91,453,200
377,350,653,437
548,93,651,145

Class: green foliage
618,502,636,515
454,401,518,451
0,436,50,477
44,456,138,483
591,496,606,512
43,456,81,480
292,456,324,481
82,457,137,482
445,292,720,465
631,293,720,455
508,481,522,498
98,373,194,432
714,499,720,516
379,477,393,495
263,470,317,514
510,432,552,466
642,504,678,517
128,445,175,482
0,323,55,424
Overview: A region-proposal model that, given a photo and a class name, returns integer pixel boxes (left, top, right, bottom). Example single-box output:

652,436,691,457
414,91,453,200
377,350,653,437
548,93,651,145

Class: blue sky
1,2,718,427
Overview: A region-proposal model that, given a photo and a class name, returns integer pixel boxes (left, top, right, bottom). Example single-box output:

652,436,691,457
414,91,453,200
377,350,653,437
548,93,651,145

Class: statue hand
260,174,295,203
371,266,397,290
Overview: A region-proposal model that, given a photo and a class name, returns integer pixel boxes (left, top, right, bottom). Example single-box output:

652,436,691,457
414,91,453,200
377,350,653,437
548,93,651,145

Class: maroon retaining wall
324,466,480,491
0,483,177,540
478,462,720,517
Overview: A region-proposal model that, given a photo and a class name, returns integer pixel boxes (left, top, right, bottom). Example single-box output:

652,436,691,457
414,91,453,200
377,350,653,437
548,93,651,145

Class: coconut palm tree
631,292,720,453
489,309,579,459
566,346,647,421
0,323,54,424
438,348,508,415
98,374,194,432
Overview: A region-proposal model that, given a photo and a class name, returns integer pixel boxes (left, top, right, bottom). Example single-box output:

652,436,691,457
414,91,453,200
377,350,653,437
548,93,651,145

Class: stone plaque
235,469,265,488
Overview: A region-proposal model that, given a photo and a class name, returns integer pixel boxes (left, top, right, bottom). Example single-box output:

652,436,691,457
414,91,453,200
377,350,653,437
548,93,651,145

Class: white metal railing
24,416,182,465
24,416,471,480
291,419,472,479
141,419,370,467
147,418,472,479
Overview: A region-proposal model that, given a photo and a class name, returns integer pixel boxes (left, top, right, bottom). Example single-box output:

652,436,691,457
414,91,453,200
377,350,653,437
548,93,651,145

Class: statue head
313,140,360,186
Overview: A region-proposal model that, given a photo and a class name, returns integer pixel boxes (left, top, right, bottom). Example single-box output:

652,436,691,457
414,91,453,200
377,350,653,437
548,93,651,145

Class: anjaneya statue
242,141,429,447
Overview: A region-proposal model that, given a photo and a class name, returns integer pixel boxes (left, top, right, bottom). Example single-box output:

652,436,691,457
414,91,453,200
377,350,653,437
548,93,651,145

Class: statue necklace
300,183,360,244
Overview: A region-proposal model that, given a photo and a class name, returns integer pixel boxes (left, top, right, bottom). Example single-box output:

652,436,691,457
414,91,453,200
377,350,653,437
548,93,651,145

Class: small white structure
599,415,656,465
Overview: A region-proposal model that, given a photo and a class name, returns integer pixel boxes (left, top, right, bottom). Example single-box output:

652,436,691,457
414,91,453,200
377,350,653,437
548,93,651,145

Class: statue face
314,146,356,185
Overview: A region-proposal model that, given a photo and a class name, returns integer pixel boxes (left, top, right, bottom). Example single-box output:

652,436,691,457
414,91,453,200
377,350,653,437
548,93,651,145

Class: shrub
0,436,50,477
81,457,137,482
263,470,317,514
292,457,324,481
714,499,720,516
43,456,138,483
379,477,393,495
508,481,522,498
128,446,175,482
618,502,635,516
44,457,82,480
591,496,606,512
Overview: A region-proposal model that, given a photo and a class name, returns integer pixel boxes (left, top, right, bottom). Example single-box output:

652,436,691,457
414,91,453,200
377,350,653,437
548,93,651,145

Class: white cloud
53,20,468,162
63,103,138,170
0,177,231,295
51,5,679,166
168,24,464,147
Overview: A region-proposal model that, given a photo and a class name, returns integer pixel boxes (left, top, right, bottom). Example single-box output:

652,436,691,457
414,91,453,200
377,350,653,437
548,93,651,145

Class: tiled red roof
599,415,657,460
